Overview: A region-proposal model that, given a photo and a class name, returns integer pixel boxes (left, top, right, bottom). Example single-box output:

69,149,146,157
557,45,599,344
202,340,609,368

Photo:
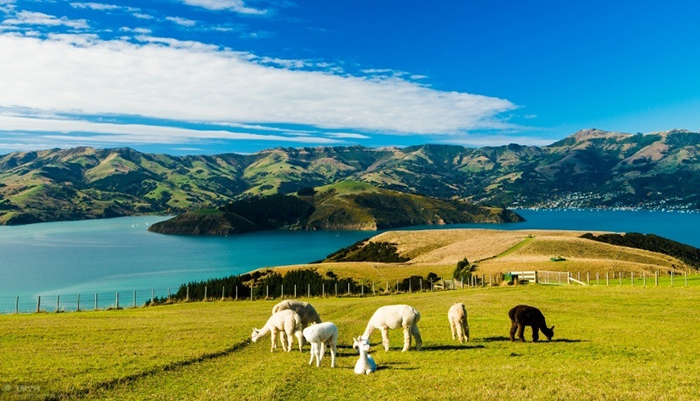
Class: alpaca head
353,337,371,352
543,325,555,341
251,328,261,342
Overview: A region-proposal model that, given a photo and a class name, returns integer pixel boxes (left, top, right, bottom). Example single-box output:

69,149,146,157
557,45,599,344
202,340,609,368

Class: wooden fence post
307,284,310,298
631,272,634,286
294,284,297,298
419,278,422,291
15,296,19,314
322,284,324,298
265,286,268,299
36,296,41,313
204,286,207,301
222,286,226,300
362,282,365,296
95,293,98,310
671,271,674,287
150,290,154,305
587,272,590,285
606,272,609,286
77,294,80,312
685,271,688,287
373,282,375,295
348,282,351,295
280,285,283,299
186,286,189,301
596,272,599,285
396,281,399,293
133,290,137,307
643,272,646,287
115,292,119,309
168,288,171,301
56,295,60,313
236,286,239,300
250,285,253,301
336,283,339,296
655,270,659,286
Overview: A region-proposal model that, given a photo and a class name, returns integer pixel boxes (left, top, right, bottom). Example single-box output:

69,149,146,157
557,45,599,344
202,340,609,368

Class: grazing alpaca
251,309,304,352
448,303,470,343
362,304,422,351
272,300,322,329
352,337,377,374
508,305,554,342
302,322,338,368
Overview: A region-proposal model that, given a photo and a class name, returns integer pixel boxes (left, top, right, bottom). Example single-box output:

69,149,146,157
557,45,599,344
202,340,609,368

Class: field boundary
47,339,252,400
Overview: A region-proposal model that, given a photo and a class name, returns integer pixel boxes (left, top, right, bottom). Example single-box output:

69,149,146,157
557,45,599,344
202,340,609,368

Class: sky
0,0,699,155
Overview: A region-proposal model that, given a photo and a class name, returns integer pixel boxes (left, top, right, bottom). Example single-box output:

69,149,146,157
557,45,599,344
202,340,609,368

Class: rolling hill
148,181,522,235
2,128,700,225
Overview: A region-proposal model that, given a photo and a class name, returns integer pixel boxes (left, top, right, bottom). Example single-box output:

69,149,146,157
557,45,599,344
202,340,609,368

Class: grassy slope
2,285,700,400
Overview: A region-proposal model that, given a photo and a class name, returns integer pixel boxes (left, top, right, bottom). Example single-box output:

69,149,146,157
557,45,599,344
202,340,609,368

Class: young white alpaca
448,303,470,343
362,304,422,352
352,337,376,375
302,322,338,368
251,309,303,352
272,300,322,329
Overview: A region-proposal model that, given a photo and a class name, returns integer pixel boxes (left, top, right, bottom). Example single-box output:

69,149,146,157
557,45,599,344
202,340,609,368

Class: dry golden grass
269,229,690,282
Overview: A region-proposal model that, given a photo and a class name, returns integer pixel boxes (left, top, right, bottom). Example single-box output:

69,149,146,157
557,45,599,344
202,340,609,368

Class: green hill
148,181,523,235
2,128,700,225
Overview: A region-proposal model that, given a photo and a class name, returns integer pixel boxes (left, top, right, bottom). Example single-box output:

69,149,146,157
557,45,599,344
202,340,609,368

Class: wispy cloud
2,11,88,29
165,16,196,27
179,0,267,15
70,3,121,11
325,132,370,139
0,33,517,143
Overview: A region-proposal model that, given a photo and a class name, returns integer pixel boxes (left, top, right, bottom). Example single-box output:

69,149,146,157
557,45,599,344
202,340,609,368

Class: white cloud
70,3,120,11
325,132,370,139
180,0,267,15
0,115,342,146
2,11,89,29
0,33,516,140
132,13,154,20
119,27,152,34
165,16,196,27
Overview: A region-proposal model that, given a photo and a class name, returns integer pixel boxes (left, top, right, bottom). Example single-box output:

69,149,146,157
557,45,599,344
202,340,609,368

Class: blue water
0,209,698,312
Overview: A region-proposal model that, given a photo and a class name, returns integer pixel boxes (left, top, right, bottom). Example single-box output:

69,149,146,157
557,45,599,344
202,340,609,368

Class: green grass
2,285,700,400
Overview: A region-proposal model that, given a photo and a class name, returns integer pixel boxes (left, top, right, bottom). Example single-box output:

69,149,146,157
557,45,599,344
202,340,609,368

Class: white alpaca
448,303,470,343
302,322,338,368
251,309,303,352
362,304,422,352
272,300,322,328
352,337,377,374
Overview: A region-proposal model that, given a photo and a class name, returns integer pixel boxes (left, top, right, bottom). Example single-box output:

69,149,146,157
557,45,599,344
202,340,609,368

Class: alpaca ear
550,326,555,330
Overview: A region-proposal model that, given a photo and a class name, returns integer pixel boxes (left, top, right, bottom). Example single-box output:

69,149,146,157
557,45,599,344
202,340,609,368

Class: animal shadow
421,344,485,351
481,336,510,342
550,338,585,343
378,362,418,371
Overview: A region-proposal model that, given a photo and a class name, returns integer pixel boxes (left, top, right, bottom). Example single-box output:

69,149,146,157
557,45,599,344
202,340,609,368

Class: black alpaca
508,305,554,342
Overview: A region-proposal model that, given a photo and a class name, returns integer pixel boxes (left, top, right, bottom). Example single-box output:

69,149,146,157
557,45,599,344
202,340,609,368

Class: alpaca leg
296,331,304,352
517,324,526,342
532,326,540,342
330,343,336,368
308,343,316,365
287,331,294,352
463,321,470,342
450,320,456,340
270,329,277,352
509,322,518,342
380,327,390,351
411,324,423,351
402,327,411,352
318,342,326,367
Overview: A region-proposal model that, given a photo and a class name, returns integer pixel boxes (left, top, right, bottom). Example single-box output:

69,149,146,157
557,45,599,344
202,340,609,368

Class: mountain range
1,128,699,225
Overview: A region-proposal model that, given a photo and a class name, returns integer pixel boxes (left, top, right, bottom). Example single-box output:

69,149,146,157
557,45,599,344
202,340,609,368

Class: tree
453,258,477,280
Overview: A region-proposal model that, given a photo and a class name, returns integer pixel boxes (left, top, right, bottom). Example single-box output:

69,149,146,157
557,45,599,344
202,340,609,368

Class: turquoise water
1,209,699,312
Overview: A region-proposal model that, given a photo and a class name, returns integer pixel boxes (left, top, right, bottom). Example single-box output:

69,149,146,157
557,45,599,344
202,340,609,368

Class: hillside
267,229,694,284
2,128,700,225
148,181,522,235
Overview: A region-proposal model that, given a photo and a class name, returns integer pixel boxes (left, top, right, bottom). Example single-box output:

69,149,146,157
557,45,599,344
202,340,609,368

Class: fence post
409,279,412,293
396,281,399,293
336,283,338,296
348,282,351,295
15,296,19,314
596,272,599,285
236,286,239,300
293,284,296,298
116,292,119,309
204,286,207,301
606,272,609,286
133,290,137,307
685,271,688,287
150,290,154,305
308,284,310,298
322,284,324,298
419,278,423,291
671,271,674,287
655,270,659,286
280,285,283,299
36,296,41,313
643,272,646,287
186,286,189,301
250,285,253,301
95,293,98,310
77,294,80,312
373,282,375,295
490,275,493,286
362,282,365,296
168,288,171,301
619,273,622,286
222,286,226,300
266,286,268,300
587,272,590,285
482,275,485,287
56,295,60,313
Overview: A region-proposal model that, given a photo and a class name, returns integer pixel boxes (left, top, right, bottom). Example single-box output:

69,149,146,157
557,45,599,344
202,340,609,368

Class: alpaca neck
256,324,272,339
362,325,375,340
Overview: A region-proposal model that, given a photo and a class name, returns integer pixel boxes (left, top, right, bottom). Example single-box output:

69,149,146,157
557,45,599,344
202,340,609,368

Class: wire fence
1,270,697,314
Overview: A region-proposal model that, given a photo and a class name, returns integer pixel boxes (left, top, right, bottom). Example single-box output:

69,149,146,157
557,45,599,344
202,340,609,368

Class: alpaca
362,304,422,351
352,337,377,374
302,322,338,368
272,300,322,329
448,303,470,343
251,309,304,352
508,305,554,342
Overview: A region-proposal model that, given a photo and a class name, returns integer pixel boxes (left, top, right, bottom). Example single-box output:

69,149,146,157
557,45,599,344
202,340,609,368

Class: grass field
2,284,700,400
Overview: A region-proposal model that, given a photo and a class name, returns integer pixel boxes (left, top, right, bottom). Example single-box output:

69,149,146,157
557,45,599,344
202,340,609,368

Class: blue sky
0,0,699,155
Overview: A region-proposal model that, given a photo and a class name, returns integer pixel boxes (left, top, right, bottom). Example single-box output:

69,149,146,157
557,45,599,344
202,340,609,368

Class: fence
1,270,696,314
